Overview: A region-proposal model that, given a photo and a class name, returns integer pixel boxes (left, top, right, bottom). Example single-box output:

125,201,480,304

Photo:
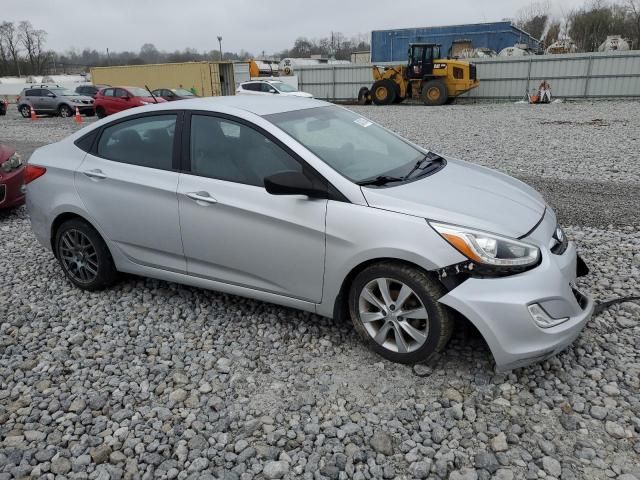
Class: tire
54,218,119,291
19,104,31,118
371,79,397,105
348,261,453,364
422,80,448,106
59,104,73,118
96,107,106,119
357,87,372,105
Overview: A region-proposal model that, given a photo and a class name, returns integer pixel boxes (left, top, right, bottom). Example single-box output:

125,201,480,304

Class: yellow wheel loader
358,43,479,106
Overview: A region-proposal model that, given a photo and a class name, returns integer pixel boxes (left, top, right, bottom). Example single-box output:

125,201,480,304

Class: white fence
295,50,640,101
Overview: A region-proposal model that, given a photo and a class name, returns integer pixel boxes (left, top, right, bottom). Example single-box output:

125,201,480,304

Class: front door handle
83,169,107,180
186,191,218,205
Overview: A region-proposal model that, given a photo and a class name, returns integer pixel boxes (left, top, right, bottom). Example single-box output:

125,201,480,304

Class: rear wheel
59,104,73,118
95,107,106,119
54,219,119,291
85,110,95,117
422,80,448,106
357,87,372,105
371,79,397,105
348,261,453,364
19,105,31,118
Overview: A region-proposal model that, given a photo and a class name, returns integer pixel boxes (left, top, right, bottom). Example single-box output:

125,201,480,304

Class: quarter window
190,115,301,187
97,114,177,170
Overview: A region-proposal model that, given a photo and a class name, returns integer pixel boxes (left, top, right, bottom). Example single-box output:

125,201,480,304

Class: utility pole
217,36,223,61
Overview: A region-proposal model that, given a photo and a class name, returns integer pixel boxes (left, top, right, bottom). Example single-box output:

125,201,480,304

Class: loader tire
371,79,396,105
422,80,448,106
358,87,372,105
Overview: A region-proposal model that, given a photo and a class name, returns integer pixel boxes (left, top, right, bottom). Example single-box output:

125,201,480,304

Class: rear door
100,88,115,114
75,112,185,272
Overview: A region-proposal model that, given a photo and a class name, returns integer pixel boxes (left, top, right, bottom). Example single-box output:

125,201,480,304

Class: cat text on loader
358,43,479,106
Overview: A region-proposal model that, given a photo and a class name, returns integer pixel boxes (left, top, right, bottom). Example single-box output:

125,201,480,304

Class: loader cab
408,43,441,79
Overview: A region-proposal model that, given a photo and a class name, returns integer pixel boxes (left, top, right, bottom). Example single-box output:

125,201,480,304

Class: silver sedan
25,96,593,371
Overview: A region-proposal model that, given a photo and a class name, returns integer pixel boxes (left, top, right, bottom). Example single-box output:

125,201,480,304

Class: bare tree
516,1,552,39
18,21,49,74
627,0,640,48
0,21,22,76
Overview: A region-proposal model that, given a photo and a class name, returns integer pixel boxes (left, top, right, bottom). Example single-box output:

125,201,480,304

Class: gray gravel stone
370,431,394,456
542,456,562,477
263,460,289,479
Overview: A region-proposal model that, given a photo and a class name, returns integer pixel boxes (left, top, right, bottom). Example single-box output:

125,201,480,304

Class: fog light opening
528,303,569,329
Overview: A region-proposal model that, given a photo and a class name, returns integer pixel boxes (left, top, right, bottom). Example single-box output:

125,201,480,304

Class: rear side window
102,89,114,97
97,114,177,170
190,115,301,187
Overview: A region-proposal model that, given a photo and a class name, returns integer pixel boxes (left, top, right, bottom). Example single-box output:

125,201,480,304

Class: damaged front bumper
438,211,593,371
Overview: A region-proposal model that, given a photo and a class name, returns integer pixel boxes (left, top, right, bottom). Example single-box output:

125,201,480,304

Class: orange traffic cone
30,106,37,121
74,107,83,124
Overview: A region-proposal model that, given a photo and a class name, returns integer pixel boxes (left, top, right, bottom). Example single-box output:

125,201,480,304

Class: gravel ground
1,101,639,480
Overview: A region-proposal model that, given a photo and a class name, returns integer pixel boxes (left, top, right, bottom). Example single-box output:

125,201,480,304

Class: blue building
371,21,541,62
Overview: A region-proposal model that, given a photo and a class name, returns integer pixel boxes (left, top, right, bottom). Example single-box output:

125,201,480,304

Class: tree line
2,1,640,77
516,0,640,51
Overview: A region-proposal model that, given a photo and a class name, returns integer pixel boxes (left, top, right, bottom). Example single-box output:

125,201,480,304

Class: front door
75,112,185,272
177,113,327,302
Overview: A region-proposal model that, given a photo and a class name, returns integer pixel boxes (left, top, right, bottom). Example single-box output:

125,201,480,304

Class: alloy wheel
358,277,429,353
59,229,99,284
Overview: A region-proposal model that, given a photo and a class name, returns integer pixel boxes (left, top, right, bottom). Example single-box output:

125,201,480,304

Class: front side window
270,82,296,93
190,115,301,187
265,106,423,183
97,114,177,170
127,87,153,97
25,89,40,97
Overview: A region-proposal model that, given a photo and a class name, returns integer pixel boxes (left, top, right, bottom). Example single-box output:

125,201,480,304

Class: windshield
270,82,297,93
173,88,195,96
128,87,152,97
265,106,424,183
51,88,79,96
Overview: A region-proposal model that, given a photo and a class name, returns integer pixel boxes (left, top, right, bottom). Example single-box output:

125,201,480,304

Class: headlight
1,153,21,172
430,222,540,268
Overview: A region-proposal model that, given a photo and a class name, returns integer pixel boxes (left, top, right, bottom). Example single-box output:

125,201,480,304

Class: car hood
361,157,546,238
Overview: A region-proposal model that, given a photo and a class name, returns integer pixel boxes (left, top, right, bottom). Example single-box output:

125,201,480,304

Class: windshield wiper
357,175,404,187
403,152,443,180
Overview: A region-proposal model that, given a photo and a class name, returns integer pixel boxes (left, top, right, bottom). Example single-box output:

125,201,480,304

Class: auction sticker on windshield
354,117,373,127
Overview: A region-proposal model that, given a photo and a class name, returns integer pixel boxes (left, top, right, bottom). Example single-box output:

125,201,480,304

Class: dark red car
94,86,167,118
0,145,25,209
0,98,7,116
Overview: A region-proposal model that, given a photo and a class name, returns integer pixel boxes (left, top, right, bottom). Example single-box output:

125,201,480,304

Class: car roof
182,96,327,116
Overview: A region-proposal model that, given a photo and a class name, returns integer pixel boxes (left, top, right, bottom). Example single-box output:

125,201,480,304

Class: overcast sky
3,0,586,54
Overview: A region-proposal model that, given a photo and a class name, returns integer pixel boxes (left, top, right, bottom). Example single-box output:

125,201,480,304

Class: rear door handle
186,191,218,205
83,169,107,180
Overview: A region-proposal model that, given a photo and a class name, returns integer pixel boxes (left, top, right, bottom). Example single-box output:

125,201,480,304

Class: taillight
25,165,46,184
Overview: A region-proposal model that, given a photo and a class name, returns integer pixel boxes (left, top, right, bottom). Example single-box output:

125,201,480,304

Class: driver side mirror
47,93,56,98
269,88,278,94
264,171,328,199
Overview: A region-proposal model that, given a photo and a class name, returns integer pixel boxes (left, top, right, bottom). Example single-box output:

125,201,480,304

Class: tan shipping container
90,61,241,97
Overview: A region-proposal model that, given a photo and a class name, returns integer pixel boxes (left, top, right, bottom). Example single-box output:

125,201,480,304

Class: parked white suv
236,80,313,98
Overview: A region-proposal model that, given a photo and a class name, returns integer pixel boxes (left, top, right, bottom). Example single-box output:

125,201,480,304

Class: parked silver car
25,96,593,371
17,85,95,118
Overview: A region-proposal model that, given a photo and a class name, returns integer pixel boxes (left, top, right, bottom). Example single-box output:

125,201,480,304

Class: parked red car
0,98,7,115
0,145,25,209
94,86,167,118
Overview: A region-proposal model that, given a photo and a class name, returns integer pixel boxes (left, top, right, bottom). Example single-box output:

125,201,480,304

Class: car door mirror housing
270,88,278,94
264,171,328,199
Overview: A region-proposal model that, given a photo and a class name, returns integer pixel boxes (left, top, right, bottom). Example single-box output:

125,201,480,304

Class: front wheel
19,105,31,118
54,219,119,291
59,104,73,118
348,262,453,364
95,107,106,119
371,79,397,105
